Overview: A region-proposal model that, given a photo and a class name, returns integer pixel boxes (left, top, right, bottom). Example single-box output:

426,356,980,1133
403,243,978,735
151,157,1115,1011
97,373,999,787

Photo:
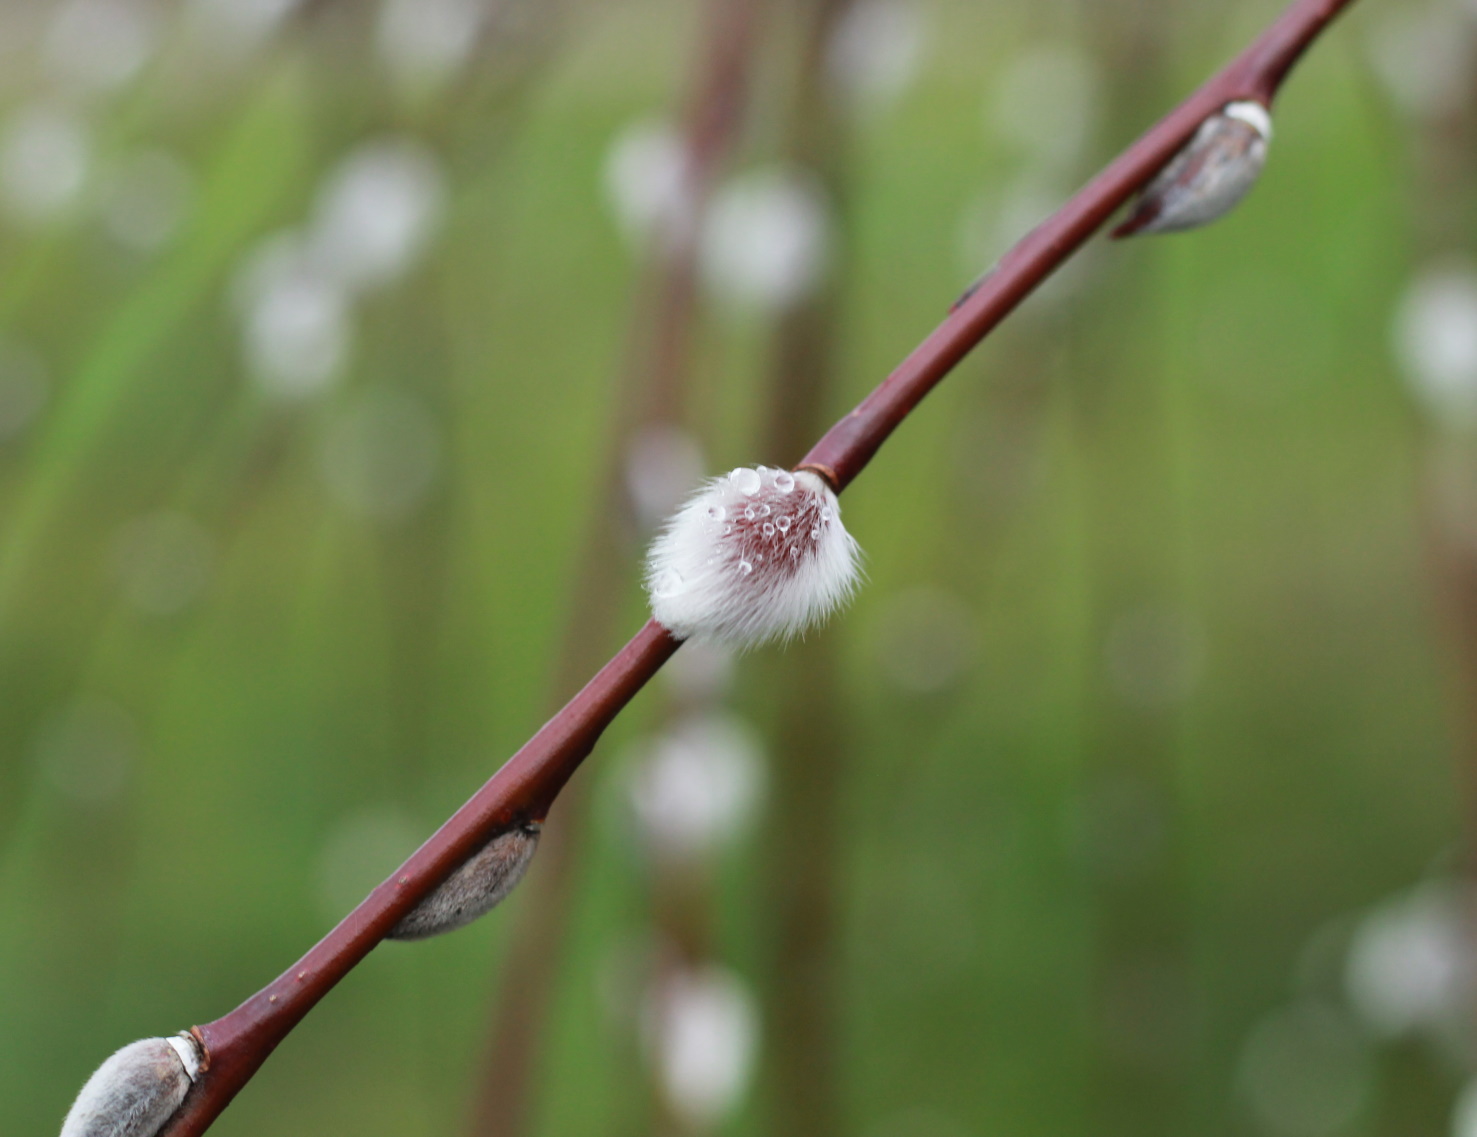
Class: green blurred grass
0,2,1461,1136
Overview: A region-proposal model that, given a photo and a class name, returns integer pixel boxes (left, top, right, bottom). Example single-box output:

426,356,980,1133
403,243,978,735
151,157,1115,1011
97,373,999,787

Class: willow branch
156,1,1358,1132
797,0,1356,492
161,623,679,1136
467,1,767,1134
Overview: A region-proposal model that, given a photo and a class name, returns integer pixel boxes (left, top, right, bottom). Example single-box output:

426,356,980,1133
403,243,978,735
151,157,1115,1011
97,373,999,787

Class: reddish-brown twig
155,1,1358,1132
798,0,1354,493
1403,16,1477,874
162,622,679,1136
756,1,854,1134
466,1,767,1134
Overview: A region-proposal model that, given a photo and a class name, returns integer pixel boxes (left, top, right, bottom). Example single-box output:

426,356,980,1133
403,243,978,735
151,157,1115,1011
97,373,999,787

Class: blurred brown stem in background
466,2,767,1135
1061,5,1196,1134
755,1,855,1135
152,3,1360,1132
1407,24,1477,866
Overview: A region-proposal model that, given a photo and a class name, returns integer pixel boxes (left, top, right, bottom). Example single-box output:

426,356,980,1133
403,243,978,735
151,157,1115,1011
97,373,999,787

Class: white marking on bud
163,1035,202,1081
1222,101,1272,141
644,467,861,647
1115,100,1272,237
388,821,541,940
61,1033,203,1137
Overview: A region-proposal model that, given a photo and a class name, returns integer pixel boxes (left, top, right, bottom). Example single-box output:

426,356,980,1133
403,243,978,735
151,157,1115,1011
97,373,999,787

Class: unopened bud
389,821,541,940
60,1033,203,1137
1114,100,1272,237
645,466,862,648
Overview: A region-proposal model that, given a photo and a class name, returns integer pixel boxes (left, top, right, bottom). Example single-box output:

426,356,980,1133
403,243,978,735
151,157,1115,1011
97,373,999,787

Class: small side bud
61,1033,203,1137
645,466,861,647
1114,100,1272,237
389,821,541,941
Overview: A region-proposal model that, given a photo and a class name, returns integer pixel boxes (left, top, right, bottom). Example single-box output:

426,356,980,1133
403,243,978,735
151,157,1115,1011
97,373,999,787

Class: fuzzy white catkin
645,466,861,647
61,1034,202,1137
1121,100,1272,236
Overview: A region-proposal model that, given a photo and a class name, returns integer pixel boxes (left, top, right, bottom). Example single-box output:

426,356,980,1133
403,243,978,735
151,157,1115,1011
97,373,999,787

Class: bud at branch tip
61,1032,204,1137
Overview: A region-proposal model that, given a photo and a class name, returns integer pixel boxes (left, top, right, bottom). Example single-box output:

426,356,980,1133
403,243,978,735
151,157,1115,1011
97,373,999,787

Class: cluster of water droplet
646,465,860,647
724,466,823,574
652,466,833,600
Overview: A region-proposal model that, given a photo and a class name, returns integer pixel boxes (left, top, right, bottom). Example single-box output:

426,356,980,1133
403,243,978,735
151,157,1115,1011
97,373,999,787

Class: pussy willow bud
645,466,861,648
388,820,541,940
60,1033,203,1137
1114,100,1272,237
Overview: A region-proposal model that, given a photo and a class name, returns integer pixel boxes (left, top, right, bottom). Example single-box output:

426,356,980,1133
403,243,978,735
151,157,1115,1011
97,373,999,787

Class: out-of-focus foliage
0,1,1461,1135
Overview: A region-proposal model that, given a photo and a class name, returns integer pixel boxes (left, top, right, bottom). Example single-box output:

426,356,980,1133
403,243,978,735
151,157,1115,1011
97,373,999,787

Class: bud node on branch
646,467,861,647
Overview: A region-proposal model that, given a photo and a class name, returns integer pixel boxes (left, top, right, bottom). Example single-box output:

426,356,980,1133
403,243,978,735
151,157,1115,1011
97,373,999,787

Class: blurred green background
0,0,1471,1135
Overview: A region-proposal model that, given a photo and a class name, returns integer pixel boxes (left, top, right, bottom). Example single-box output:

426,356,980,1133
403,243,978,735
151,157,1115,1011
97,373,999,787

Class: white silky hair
61,1034,202,1137
645,467,861,647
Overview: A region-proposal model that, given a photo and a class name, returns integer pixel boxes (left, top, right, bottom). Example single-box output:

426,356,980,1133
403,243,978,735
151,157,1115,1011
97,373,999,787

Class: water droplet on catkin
643,466,862,646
